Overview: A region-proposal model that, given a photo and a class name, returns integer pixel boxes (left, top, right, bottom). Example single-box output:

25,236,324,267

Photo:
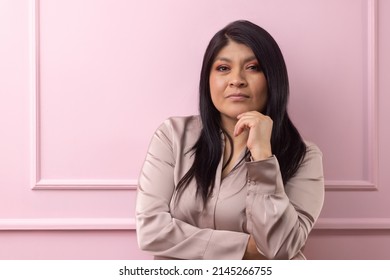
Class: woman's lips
226,93,249,101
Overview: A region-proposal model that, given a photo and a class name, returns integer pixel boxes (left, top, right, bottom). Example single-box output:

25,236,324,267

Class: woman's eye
216,65,229,72
247,64,260,71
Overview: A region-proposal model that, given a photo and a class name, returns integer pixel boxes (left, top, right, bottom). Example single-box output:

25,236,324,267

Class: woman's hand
243,235,268,260
234,111,273,161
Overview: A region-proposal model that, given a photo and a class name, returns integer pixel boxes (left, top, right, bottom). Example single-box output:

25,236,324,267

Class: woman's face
209,40,268,122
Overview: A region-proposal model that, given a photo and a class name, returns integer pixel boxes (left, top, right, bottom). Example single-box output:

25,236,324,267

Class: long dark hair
176,20,306,204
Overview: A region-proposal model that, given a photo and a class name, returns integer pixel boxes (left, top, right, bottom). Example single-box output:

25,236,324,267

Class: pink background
0,0,389,259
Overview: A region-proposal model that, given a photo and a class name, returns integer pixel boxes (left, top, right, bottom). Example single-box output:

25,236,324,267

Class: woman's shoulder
156,115,202,140
160,115,201,131
300,140,323,168
163,115,201,126
303,140,322,156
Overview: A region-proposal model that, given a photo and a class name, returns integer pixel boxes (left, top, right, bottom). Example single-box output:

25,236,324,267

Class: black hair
176,20,306,204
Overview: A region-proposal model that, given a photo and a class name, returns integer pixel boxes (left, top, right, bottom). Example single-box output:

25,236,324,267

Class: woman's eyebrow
214,57,231,63
214,56,258,63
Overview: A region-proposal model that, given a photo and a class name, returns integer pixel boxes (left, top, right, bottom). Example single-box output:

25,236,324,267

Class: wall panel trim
30,0,378,191
314,218,390,230
322,0,379,192
324,180,376,191
33,179,138,190
29,0,137,190
0,218,135,230
1,217,390,231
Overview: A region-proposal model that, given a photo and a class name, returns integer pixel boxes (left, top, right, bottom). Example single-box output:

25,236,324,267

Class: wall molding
324,0,379,192
30,0,379,191
33,179,138,190
29,0,137,190
1,217,390,231
314,218,390,230
324,180,376,191
0,218,135,231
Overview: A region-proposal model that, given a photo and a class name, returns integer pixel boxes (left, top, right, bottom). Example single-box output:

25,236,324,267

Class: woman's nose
229,71,247,87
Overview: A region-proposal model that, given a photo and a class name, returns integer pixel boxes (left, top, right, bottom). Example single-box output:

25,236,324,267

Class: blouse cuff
245,156,284,195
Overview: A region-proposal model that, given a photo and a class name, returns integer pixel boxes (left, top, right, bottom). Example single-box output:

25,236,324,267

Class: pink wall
0,0,389,259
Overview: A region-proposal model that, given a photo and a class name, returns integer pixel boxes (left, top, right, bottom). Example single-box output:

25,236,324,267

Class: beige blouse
136,115,324,260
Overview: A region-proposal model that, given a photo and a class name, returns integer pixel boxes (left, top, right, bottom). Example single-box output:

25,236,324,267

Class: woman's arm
234,111,324,259
136,119,250,259
245,144,324,259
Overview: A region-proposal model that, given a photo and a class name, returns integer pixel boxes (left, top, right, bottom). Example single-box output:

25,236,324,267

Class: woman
136,20,324,260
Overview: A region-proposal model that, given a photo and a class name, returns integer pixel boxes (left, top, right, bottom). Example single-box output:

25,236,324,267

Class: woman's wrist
250,149,272,161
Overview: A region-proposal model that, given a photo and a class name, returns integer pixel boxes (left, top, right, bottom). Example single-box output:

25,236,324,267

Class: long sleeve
245,143,324,259
136,119,249,259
